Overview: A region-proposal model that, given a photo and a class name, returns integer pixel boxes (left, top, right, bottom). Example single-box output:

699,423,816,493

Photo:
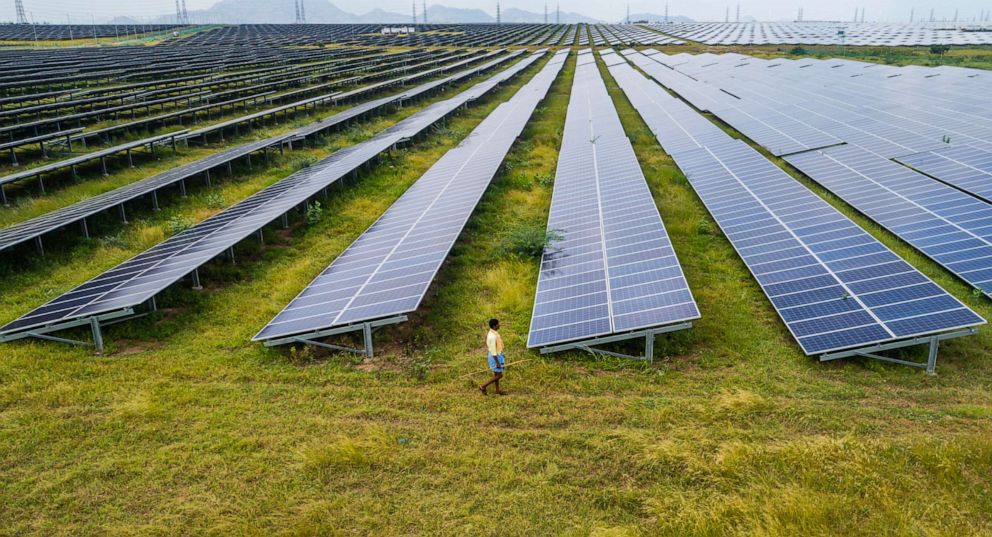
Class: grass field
2,50,992,536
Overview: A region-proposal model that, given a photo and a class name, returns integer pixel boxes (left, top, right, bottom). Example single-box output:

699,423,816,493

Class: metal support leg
90,317,104,355
80,218,89,238
34,236,44,256
151,190,159,211
363,323,374,358
38,175,46,194
281,213,289,229
179,179,186,197
645,332,655,364
926,336,940,376
257,229,264,245
204,169,211,187
191,268,202,290
228,247,235,264
118,204,128,224
0,184,7,207
126,149,133,168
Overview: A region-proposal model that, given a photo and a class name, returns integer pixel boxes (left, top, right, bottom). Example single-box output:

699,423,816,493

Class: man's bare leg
480,372,502,395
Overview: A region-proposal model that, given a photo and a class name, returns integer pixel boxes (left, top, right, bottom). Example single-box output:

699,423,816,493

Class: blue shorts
487,352,505,373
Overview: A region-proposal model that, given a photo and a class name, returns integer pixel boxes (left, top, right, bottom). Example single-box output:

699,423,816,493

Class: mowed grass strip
0,50,990,536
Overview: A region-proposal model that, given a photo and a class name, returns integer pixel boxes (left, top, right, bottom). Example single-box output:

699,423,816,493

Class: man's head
489,318,500,330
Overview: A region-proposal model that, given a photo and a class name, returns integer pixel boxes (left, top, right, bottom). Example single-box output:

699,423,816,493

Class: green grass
1,51,991,536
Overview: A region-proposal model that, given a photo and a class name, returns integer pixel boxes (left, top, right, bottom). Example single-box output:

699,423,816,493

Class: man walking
480,318,506,395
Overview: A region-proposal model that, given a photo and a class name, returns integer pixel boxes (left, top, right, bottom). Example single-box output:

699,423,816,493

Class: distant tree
930,44,951,64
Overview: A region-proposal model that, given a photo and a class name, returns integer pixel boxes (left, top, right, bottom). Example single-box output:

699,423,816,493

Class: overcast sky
5,0,990,25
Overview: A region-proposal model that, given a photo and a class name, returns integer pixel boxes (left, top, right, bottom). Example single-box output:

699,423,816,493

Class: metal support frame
539,322,694,363
818,328,977,375
0,308,139,354
262,315,408,358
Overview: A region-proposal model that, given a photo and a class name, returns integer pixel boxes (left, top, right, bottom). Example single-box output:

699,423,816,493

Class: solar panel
254,50,567,350
0,51,540,352
606,51,984,370
785,145,992,296
898,145,992,204
526,50,699,358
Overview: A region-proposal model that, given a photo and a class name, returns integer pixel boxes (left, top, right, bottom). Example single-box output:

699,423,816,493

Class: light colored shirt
486,329,503,355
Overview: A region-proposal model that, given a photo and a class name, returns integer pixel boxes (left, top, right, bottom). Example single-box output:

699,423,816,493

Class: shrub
501,223,563,259
535,172,555,187
205,193,225,209
293,155,318,170
165,215,193,235
788,46,807,55
100,231,130,250
305,201,323,226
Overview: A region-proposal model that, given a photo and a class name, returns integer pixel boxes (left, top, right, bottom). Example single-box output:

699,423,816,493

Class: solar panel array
786,145,992,294
0,51,540,341
526,50,699,349
606,50,984,356
632,50,992,297
0,50,515,253
255,50,567,343
652,21,992,46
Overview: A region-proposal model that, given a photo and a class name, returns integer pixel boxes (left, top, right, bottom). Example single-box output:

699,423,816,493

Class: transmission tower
496,0,500,24
294,0,301,24
300,0,305,23
175,0,183,24
423,0,427,24
555,1,559,24
543,1,547,24
181,0,189,24
14,0,28,24
625,3,630,24
412,0,416,24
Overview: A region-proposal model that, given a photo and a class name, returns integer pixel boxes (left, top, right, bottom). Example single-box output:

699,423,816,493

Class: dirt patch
114,339,162,357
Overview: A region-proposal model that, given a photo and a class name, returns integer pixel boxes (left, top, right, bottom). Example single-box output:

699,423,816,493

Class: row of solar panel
527,49,699,349
604,49,984,355
256,50,569,343
0,51,541,338
634,50,992,297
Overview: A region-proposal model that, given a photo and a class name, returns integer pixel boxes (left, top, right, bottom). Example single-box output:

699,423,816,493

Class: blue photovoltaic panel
526,50,699,348
606,51,985,355
254,50,567,342
897,144,992,204
786,144,992,296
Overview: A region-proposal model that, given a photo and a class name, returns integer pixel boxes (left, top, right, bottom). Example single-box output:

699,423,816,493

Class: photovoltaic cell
526,50,699,349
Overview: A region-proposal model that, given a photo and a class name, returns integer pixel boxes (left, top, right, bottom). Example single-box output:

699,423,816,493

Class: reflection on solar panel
786,145,992,296
0,51,538,354
526,50,698,361
898,145,992,204
254,50,566,355
607,49,984,373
